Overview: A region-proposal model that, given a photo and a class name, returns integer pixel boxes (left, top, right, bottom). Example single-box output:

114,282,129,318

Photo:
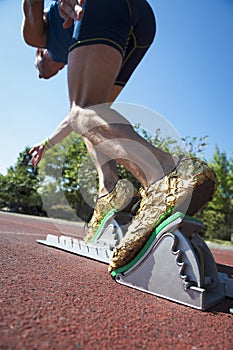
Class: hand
29,143,46,167
58,0,84,28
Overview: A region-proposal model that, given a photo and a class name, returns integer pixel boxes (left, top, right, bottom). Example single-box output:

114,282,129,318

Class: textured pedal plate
37,234,113,264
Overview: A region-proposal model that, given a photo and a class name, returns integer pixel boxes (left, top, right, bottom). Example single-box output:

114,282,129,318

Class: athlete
22,0,217,272
22,0,137,236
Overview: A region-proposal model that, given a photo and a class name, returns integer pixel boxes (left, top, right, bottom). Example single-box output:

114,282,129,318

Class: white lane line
0,231,46,236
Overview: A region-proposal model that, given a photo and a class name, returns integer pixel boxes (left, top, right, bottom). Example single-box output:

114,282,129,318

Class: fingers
58,0,84,25
31,151,44,167
29,145,45,167
29,145,38,155
62,17,74,29
59,8,74,29
74,4,83,20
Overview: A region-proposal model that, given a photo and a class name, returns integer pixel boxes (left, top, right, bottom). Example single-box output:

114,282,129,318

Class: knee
69,104,95,136
69,104,84,134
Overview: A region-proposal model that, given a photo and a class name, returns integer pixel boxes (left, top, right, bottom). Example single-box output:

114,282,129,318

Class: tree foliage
0,148,43,215
38,132,96,222
198,146,233,240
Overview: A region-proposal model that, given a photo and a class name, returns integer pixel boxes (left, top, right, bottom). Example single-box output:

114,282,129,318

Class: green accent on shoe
110,211,203,278
90,209,118,243
85,179,136,242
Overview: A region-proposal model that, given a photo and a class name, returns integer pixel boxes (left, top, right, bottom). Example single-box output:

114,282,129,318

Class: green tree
38,133,95,221
0,174,8,208
0,148,43,215
199,146,233,241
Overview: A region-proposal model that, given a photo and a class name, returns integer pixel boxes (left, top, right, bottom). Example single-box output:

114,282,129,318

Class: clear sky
0,0,232,175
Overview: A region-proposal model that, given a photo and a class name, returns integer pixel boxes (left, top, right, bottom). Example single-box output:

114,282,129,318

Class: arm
29,85,123,166
29,114,73,167
21,0,47,47
47,114,73,145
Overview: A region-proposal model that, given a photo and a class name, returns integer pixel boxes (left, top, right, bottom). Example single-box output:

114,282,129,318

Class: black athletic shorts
69,0,156,87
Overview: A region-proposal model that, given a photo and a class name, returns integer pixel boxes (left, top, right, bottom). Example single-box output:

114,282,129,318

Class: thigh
68,44,122,107
69,0,131,58
116,0,156,87
67,0,131,106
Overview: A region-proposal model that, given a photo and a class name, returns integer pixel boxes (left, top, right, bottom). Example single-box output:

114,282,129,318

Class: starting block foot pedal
111,212,228,310
37,234,113,263
37,210,132,264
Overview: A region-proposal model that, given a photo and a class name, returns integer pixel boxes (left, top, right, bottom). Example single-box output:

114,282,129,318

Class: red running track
0,212,232,350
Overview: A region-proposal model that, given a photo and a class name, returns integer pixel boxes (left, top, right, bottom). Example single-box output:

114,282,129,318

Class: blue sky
0,0,232,175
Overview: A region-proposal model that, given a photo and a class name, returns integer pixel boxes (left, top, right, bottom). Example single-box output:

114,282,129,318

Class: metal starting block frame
37,210,233,311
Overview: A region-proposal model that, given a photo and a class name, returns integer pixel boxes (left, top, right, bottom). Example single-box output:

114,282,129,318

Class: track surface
0,212,232,350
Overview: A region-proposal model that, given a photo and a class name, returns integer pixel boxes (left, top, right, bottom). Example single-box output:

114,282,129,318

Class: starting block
37,210,131,264
37,210,233,311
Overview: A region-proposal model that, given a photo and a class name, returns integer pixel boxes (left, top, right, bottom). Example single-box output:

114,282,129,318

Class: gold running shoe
84,179,136,242
109,157,217,272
